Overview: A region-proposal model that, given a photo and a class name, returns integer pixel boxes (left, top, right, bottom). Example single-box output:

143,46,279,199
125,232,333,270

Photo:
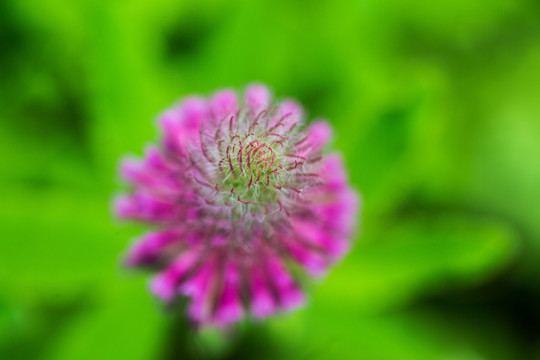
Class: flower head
115,84,358,327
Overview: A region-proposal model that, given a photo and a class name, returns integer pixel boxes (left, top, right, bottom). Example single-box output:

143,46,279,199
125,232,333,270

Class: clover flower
114,84,358,327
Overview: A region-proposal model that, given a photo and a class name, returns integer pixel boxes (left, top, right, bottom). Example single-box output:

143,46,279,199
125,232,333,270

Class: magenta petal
213,262,244,325
120,157,147,184
307,120,332,148
158,97,207,153
292,219,349,260
159,110,185,153
179,96,208,132
210,89,237,121
181,258,220,324
125,229,182,266
249,266,276,319
114,194,136,219
143,146,172,172
180,259,215,299
245,84,271,112
284,238,328,276
150,249,200,301
272,99,303,130
113,192,178,223
309,120,332,141
267,256,305,311
120,157,178,192
320,154,348,190
318,190,358,235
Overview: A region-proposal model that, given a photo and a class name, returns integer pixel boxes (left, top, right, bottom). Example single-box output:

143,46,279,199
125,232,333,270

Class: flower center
218,127,286,206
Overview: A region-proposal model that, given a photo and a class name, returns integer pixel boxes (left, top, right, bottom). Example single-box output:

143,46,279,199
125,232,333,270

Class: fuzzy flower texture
115,84,358,327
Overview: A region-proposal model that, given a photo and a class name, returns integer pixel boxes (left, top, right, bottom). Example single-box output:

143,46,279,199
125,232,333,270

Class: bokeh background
1,0,540,359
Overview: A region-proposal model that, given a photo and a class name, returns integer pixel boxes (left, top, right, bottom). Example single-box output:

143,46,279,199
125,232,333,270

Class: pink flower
114,84,358,327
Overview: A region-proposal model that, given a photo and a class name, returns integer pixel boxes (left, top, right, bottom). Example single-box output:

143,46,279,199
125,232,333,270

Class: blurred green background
1,0,540,359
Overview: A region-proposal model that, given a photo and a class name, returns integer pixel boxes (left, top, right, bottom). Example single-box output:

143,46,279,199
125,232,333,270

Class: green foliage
1,0,540,358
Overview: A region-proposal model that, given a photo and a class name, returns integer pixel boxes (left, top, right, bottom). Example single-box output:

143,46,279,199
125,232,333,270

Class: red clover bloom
114,84,358,327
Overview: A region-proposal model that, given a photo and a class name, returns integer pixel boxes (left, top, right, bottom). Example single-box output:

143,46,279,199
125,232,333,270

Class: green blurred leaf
314,215,519,313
